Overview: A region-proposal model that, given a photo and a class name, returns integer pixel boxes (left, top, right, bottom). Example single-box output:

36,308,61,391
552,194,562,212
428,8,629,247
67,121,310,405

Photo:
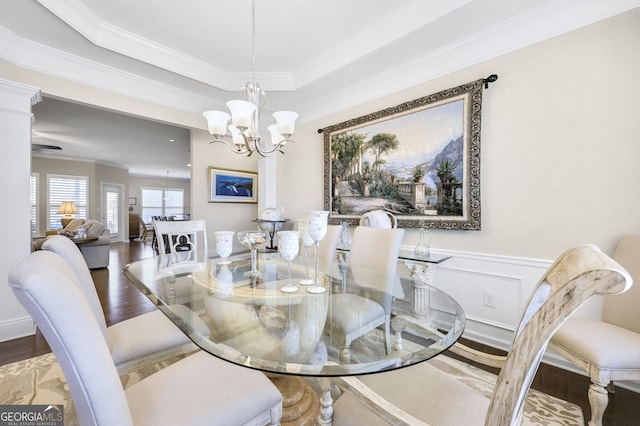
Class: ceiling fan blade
32,144,63,152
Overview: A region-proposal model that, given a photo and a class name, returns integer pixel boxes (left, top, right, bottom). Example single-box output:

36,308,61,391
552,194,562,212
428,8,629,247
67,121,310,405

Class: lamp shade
57,201,78,215
203,110,231,136
227,100,256,129
268,124,284,146
273,111,298,136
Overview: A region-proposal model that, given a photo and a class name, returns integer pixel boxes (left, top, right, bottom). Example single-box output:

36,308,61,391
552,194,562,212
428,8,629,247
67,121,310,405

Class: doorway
101,183,125,242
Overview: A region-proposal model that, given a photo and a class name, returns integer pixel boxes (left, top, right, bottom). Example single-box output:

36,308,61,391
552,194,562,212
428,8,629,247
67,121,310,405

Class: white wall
190,128,260,255
277,9,640,262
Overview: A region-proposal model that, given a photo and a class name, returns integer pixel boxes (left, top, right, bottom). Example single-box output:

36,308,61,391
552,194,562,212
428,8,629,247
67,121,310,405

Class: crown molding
0,26,216,115
297,0,640,123
36,0,295,91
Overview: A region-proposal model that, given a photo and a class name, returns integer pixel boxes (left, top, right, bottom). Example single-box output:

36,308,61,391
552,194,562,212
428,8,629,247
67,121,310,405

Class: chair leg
588,381,609,426
383,318,391,354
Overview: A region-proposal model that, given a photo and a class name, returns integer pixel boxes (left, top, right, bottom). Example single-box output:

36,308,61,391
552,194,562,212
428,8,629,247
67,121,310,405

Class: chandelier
203,0,298,157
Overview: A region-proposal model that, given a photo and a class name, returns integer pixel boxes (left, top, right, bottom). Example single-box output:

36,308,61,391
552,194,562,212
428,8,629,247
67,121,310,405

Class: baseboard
0,316,35,343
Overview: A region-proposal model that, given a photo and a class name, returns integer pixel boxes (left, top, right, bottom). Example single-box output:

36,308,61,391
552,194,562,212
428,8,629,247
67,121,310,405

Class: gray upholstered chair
8,250,282,426
327,226,405,362
41,235,206,375
549,235,640,426
330,244,632,426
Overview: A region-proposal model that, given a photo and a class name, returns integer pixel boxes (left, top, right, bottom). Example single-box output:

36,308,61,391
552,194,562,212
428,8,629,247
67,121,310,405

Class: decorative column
258,154,277,212
404,261,435,318
0,79,41,341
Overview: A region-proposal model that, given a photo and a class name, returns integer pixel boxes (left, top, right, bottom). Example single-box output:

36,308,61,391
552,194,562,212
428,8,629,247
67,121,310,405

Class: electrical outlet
483,291,496,308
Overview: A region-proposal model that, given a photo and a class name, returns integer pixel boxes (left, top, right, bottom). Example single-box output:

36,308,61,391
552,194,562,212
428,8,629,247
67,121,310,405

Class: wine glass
278,230,300,293
214,231,234,265
237,230,267,277
306,210,329,294
296,219,314,285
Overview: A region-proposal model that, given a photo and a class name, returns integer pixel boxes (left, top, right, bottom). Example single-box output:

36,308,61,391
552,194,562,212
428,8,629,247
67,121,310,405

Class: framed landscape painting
322,78,488,230
208,167,258,203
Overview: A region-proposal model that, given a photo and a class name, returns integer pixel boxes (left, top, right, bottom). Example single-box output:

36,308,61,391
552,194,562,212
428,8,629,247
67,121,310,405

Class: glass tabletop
123,251,465,377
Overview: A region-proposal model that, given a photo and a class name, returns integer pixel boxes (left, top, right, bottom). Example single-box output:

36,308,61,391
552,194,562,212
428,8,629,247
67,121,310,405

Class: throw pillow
64,219,85,233
86,222,106,237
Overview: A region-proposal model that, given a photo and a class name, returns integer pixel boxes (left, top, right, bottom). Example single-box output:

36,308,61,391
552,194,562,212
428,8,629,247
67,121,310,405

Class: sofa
36,219,111,269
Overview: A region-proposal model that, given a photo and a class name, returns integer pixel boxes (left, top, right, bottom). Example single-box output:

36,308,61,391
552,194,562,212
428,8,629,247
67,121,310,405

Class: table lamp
57,201,78,228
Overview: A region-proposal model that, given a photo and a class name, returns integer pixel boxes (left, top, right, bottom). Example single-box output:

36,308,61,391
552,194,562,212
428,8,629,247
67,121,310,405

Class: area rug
0,351,583,425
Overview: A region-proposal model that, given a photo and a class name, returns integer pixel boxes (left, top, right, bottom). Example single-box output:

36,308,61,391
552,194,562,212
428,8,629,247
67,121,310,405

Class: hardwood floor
1,241,638,425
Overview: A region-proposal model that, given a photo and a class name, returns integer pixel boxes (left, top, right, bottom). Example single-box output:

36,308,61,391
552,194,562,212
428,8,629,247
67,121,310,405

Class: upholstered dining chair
8,250,283,426
328,226,404,362
331,244,632,426
549,235,640,426
41,235,206,375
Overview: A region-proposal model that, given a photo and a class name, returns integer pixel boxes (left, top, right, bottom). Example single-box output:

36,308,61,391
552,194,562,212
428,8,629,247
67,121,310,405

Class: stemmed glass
306,210,329,294
214,231,234,265
278,230,300,293
296,219,314,285
237,230,267,277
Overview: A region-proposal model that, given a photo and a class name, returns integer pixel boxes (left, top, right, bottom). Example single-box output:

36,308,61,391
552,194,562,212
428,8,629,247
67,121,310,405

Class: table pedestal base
269,376,319,426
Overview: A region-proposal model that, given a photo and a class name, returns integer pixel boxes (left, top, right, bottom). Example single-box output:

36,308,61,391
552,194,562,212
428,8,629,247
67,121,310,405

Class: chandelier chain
250,0,256,85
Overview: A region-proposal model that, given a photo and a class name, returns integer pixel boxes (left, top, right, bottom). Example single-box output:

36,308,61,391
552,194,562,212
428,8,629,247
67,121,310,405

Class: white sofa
37,219,111,269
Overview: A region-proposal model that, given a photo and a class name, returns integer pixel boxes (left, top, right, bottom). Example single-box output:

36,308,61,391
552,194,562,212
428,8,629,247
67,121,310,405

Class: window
48,174,88,229
141,187,184,221
31,173,39,234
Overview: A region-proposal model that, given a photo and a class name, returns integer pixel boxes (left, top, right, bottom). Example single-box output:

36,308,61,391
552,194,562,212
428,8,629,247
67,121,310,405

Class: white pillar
0,79,41,341
258,154,277,212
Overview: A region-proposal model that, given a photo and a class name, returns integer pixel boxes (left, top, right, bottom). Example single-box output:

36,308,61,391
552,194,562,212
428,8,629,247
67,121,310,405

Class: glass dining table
123,250,465,424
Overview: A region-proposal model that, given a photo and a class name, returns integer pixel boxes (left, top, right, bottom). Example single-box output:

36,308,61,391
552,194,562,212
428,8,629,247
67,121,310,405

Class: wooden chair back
487,244,632,425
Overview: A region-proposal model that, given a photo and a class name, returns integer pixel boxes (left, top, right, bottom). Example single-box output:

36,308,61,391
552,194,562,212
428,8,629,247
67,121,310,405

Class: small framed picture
128,197,137,205
208,167,258,203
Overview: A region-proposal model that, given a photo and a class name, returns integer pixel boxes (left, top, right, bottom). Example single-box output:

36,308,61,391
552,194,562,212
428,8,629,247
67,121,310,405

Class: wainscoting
396,246,639,394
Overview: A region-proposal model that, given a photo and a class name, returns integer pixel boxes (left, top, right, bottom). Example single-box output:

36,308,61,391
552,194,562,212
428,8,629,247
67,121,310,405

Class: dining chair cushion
107,309,194,365
330,293,386,333
333,361,489,426
551,318,640,369
125,351,283,426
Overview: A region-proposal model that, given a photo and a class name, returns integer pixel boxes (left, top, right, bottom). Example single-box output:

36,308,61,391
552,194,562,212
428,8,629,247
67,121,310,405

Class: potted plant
413,164,425,182
436,159,456,182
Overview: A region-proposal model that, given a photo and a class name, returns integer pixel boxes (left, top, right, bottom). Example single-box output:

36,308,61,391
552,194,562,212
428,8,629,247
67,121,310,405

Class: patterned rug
0,351,583,425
